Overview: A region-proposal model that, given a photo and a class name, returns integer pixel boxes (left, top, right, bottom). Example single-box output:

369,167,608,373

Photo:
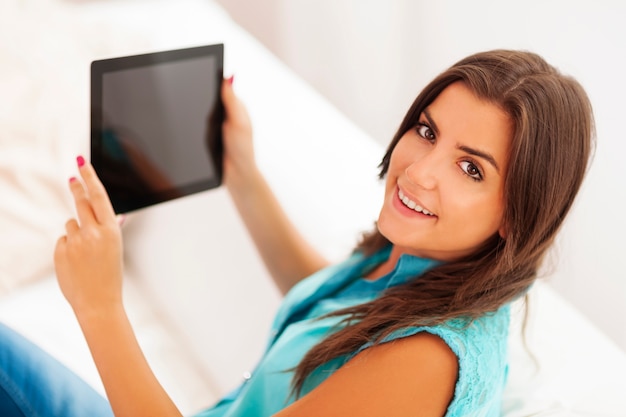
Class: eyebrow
422,108,500,172
423,109,440,136
457,145,500,172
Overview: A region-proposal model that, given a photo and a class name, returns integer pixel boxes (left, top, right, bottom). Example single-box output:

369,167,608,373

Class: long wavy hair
292,49,595,395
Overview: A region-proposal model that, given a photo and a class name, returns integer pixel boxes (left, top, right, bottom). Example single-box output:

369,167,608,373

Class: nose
404,148,442,190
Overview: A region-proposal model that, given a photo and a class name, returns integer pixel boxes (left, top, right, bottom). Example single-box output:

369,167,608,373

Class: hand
221,76,257,189
54,156,124,317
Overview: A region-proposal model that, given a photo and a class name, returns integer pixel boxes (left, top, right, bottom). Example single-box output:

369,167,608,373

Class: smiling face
377,82,512,262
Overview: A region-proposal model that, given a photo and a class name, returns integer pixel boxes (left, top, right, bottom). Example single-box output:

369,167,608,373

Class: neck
364,245,403,280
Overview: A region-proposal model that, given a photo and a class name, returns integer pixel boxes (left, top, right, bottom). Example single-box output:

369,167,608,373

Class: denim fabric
0,322,113,417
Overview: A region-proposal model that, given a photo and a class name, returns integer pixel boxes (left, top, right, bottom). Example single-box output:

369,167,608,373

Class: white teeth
398,189,435,216
402,196,416,209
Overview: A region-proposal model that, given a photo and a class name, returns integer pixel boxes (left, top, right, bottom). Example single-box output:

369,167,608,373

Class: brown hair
292,49,595,395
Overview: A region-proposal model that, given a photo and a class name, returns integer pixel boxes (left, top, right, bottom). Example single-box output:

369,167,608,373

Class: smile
398,189,436,216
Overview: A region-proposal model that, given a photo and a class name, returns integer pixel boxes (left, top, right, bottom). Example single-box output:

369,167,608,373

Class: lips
398,188,436,216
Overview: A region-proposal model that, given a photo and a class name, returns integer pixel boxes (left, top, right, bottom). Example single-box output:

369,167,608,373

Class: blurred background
216,0,626,352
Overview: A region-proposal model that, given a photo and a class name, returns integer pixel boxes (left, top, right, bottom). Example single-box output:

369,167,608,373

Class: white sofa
0,1,624,416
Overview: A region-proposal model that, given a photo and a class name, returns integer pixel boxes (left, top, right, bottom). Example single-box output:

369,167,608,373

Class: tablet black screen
91,44,224,213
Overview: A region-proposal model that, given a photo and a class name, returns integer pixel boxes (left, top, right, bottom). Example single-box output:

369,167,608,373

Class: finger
221,76,238,120
65,218,80,235
56,235,67,246
116,214,127,227
221,78,251,134
55,235,67,256
76,156,116,224
54,235,68,267
69,176,97,226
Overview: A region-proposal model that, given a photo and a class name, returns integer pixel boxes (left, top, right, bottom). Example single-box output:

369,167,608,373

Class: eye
415,123,435,142
459,160,483,181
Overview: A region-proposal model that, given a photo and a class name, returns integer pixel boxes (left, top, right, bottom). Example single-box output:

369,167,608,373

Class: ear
498,224,507,240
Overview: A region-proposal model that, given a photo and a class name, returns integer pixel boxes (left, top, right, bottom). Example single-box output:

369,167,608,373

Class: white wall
217,0,626,351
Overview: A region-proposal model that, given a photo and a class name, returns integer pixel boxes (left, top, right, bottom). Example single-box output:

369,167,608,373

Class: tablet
91,44,224,213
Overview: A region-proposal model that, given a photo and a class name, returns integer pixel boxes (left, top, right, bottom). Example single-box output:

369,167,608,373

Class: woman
0,49,593,416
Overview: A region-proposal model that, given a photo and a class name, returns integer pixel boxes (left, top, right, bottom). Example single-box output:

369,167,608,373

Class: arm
274,333,458,417
54,159,182,417
221,79,329,294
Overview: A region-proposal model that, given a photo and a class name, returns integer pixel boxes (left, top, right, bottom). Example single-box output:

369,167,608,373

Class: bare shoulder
275,332,458,417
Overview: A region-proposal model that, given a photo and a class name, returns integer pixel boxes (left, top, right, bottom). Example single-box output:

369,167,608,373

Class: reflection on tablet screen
91,44,224,213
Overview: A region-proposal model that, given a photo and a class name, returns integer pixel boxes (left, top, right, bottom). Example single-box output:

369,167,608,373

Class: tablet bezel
90,44,224,214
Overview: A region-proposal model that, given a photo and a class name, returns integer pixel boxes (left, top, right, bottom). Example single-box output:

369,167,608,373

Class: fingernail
69,176,77,183
77,155,85,167
227,75,234,85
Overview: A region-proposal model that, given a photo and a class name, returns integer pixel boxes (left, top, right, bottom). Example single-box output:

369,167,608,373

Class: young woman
0,49,593,417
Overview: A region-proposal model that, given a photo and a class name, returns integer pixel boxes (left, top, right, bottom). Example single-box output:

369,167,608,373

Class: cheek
445,190,505,233
384,151,404,189
386,139,418,178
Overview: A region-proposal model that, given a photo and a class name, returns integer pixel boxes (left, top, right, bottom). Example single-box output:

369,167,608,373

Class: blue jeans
0,322,113,417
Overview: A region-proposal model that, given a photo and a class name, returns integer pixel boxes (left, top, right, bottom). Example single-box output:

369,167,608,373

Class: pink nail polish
77,155,85,167
69,176,77,183
227,75,234,85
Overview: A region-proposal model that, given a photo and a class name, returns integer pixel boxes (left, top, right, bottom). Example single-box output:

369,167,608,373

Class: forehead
427,82,513,167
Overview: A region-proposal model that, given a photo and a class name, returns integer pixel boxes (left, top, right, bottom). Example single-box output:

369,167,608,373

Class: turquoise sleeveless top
193,248,510,417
